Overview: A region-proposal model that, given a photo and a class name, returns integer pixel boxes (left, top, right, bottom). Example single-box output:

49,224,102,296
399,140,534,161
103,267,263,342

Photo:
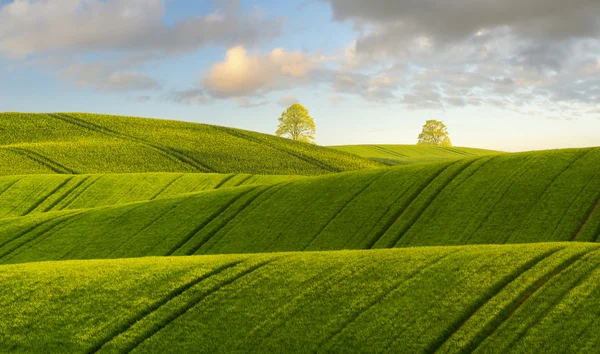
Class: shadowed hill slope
330,144,501,165
0,148,598,264
0,113,382,176
1,243,600,353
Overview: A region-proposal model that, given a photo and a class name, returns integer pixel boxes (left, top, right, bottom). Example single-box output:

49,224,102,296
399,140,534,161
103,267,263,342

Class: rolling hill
0,113,381,176
0,147,598,264
330,144,501,165
1,243,600,353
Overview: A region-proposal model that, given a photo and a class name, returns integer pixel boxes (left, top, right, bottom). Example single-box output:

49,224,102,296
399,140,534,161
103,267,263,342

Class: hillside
1,244,599,353
330,144,501,165
0,113,381,176
0,147,599,263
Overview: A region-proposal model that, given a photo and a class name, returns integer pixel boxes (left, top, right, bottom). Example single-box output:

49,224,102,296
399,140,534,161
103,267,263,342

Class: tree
276,103,316,143
417,120,452,146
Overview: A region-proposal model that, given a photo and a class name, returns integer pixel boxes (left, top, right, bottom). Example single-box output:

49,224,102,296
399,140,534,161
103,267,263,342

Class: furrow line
574,198,600,241
213,174,236,189
50,113,215,172
87,260,245,353
362,162,457,249
41,176,91,212
344,167,423,249
149,174,184,200
428,247,565,353
122,259,279,353
0,212,81,261
21,177,74,216
213,126,340,172
318,250,460,350
371,145,408,158
4,147,76,174
0,178,21,200
164,187,259,256
58,176,101,210
463,248,592,353
233,175,254,187
302,171,390,251
506,149,593,242
389,158,480,247
186,184,285,255
504,251,600,351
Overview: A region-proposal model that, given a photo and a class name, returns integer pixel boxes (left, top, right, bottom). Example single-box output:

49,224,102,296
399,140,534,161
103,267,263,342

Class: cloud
319,0,600,117
278,95,299,107
0,0,283,58
164,88,209,105
203,46,316,98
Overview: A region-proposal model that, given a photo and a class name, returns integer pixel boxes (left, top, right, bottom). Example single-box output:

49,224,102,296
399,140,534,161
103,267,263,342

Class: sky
0,0,599,151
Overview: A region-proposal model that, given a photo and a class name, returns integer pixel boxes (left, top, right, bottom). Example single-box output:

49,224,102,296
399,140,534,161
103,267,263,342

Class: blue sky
1,0,599,151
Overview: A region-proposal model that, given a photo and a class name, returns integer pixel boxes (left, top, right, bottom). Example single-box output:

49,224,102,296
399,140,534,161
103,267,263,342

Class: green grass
0,113,382,175
1,243,600,353
330,144,501,165
0,148,598,263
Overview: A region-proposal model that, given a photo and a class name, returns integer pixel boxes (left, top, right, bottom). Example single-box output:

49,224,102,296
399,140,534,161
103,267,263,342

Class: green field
3,244,600,353
1,112,600,353
0,148,598,264
0,113,381,175
330,144,501,165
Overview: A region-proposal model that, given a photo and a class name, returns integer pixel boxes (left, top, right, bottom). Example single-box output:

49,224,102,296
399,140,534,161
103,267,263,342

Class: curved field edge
0,148,599,263
0,112,382,176
2,243,600,353
330,144,502,165
0,172,303,218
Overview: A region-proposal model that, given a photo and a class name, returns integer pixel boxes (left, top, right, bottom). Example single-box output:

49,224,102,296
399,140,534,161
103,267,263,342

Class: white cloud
0,0,283,58
203,46,316,98
278,95,299,107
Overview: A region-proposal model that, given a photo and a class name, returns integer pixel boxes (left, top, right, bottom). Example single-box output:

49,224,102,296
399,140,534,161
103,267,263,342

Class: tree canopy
417,120,452,146
276,103,316,144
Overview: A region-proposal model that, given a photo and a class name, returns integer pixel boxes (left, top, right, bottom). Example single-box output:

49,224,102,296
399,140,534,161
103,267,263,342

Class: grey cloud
164,88,210,105
0,0,283,58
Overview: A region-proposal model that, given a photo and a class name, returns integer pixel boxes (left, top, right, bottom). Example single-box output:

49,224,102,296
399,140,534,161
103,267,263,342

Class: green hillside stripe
575,199,600,241
5,147,76,174
232,174,253,187
0,213,65,251
52,113,215,173
212,174,236,189
189,184,288,255
0,212,81,261
115,259,279,353
0,177,21,199
505,149,593,242
149,174,184,200
430,247,566,353
40,176,91,212
57,176,102,210
371,145,408,158
88,259,244,353
318,250,458,350
4,245,600,352
21,177,74,216
165,187,259,256
501,251,600,351
364,162,454,249
214,126,341,173
303,171,390,251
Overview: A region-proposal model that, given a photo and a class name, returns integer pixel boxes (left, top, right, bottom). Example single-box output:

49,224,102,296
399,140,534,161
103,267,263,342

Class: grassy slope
330,144,501,165
0,148,599,263
2,244,600,353
0,173,302,218
0,113,381,176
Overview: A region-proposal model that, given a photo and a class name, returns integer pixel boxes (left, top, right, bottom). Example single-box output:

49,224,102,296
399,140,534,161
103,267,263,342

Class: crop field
3,244,600,353
1,112,600,353
0,113,381,175
330,144,500,165
0,148,598,264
